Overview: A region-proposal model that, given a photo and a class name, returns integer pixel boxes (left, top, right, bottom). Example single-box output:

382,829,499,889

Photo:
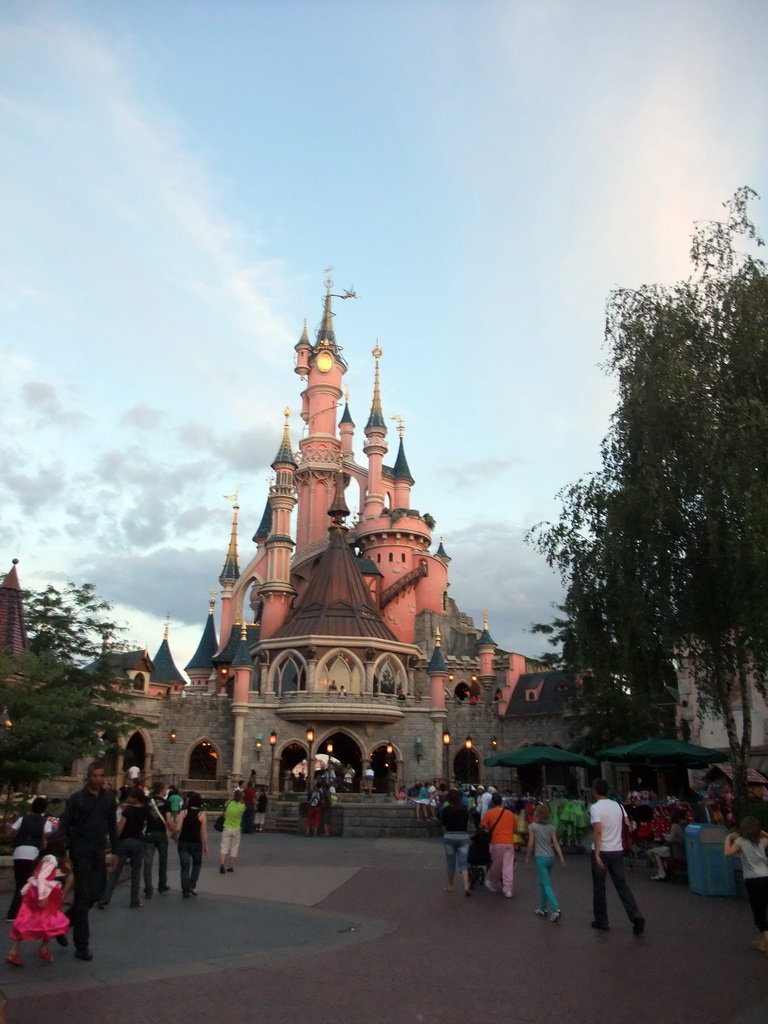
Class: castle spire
272,408,296,468
365,343,386,432
219,490,241,584
328,453,350,526
316,272,337,350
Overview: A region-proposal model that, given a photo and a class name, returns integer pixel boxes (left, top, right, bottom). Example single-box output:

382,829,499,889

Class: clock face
316,351,334,373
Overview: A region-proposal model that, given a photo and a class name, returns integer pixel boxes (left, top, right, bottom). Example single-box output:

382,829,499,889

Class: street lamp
306,727,314,787
415,735,423,764
443,729,450,785
269,730,277,793
386,741,394,795
465,735,473,786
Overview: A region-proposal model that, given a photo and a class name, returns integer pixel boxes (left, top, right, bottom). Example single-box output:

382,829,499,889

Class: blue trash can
685,824,736,896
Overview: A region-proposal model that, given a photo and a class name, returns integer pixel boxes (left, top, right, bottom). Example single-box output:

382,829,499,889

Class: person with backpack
143,781,173,899
6,798,55,923
305,782,324,837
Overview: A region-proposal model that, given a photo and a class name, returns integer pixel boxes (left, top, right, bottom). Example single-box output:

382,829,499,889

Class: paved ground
3,832,766,1024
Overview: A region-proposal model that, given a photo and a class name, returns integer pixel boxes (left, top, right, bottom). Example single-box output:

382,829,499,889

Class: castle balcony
271,690,414,725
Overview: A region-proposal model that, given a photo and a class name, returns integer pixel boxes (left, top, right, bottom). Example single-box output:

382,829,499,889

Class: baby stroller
468,832,492,890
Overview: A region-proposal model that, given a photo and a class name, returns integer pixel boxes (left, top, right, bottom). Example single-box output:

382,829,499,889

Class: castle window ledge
274,692,406,724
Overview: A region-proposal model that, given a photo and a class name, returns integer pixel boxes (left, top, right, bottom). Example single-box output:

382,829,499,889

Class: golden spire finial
164,614,170,641
390,415,405,438
344,386,350,403
483,609,488,629
434,626,442,647
208,590,216,614
224,486,240,511
372,341,382,361
240,622,247,641
284,407,290,421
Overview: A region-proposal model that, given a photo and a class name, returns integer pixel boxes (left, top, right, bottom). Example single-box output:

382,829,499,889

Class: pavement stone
2,833,767,1024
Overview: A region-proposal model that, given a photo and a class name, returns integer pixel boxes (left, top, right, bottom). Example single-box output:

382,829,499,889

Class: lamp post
326,742,333,784
443,729,450,785
269,730,277,793
255,733,263,761
465,735,473,786
306,727,314,789
386,741,394,795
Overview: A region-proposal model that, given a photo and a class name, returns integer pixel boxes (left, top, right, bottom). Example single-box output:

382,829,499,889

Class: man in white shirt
590,778,644,935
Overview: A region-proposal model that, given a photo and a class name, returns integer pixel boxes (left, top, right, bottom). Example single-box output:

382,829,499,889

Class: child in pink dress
6,838,70,967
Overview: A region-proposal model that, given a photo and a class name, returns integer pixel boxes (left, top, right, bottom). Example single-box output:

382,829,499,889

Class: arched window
132,673,145,692
272,654,307,695
320,651,363,694
374,658,400,695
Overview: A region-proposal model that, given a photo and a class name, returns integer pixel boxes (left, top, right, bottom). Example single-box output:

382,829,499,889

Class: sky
1,0,767,672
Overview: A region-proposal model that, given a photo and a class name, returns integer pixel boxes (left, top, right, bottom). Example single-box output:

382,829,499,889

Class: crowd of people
3,762,271,966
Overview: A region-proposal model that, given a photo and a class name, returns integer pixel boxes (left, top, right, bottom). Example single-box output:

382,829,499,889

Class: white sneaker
550,910,562,922
504,891,513,898
534,908,548,917
484,879,500,893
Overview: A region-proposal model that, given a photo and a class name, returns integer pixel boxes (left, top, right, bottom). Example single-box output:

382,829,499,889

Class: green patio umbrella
484,744,597,769
596,737,723,768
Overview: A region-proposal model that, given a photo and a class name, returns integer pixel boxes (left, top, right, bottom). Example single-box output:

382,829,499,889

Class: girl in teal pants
526,804,566,922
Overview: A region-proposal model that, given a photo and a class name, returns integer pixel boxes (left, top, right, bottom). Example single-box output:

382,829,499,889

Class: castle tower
259,410,298,639
151,619,186,694
294,277,348,552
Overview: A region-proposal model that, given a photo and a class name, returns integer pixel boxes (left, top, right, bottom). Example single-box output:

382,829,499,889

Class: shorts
221,827,242,857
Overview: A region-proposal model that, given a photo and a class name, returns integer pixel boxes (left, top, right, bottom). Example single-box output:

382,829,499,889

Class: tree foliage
529,188,768,802
0,582,151,789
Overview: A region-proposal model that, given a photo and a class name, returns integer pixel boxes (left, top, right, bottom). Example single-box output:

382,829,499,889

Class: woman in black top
176,792,208,897
99,788,151,908
440,789,471,896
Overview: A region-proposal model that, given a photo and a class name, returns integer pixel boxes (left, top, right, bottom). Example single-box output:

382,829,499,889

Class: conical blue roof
185,612,218,672
151,637,186,685
253,499,272,542
393,437,414,483
427,642,447,674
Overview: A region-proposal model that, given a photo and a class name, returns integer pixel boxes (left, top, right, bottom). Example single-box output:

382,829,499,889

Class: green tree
530,188,768,806
0,582,151,790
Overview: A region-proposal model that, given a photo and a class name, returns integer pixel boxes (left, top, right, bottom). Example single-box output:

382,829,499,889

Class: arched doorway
124,731,146,774
320,732,362,792
188,740,219,782
279,741,309,793
370,743,397,794
453,748,479,784
453,682,470,702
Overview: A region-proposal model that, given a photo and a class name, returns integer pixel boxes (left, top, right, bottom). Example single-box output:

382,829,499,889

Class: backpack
309,790,321,807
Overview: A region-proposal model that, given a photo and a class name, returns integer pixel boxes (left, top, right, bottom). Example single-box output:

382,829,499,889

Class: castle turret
218,494,241,645
391,420,414,509
259,410,298,639
339,391,355,460
475,609,497,694
0,560,27,655
362,344,388,519
230,622,253,779
185,594,218,689
151,620,186,695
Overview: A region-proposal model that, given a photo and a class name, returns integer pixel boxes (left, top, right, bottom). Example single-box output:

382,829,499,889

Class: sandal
37,949,53,964
6,954,22,967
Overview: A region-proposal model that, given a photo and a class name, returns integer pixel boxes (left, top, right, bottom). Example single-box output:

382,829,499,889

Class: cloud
21,382,89,429
120,404,165,430
176,422,277,473
436,456,523,489
75,546,225,627
444,519,564,658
